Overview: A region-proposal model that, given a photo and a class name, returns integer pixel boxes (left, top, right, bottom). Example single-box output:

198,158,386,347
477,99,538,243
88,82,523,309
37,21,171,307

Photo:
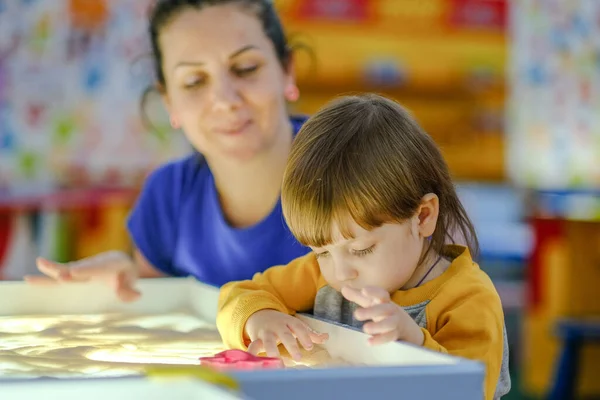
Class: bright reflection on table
0,312,350,378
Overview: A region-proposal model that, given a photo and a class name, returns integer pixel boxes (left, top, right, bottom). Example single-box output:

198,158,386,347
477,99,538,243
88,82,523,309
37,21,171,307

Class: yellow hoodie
217,245,510,399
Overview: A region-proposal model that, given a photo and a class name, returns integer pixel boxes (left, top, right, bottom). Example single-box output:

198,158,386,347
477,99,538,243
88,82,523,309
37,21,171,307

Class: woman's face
159,4,295,162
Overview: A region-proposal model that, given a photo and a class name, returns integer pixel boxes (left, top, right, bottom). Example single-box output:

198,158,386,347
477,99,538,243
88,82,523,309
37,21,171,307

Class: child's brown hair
282,93,479,259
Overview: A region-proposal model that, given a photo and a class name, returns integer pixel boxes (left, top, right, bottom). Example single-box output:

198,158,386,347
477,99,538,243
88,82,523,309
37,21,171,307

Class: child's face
311,218,425,293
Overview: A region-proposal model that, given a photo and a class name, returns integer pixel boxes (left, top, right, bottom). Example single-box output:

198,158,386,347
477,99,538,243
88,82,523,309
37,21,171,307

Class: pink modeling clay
199,350,284,370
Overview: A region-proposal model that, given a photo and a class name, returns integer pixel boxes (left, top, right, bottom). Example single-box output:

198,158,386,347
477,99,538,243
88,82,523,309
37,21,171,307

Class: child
217,94,510,399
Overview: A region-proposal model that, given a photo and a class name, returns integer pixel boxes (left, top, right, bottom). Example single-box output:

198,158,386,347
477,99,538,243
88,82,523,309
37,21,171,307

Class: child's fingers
340,286,372,308
247,339,264,356
288,321,314,351
361,287,390,303
261,331,280,359
363,317,397,336
354,303,396,322
308,329,329,344
367,330,399,346
342,286,391,308
278,330,302,361
247,335,281,358
288,320,328,348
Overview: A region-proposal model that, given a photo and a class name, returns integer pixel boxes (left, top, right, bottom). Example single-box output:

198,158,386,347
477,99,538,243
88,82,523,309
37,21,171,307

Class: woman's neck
209,118,294,228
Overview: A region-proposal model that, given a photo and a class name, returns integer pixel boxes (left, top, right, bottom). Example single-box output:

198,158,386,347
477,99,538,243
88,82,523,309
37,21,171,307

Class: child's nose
334,262,357,282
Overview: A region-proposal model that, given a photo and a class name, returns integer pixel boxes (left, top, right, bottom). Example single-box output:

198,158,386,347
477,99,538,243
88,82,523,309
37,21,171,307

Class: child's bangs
284,176,393,248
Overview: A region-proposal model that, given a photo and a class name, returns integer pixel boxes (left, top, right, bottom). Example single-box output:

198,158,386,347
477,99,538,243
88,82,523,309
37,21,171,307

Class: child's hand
244,310,329,361
341,286,424,346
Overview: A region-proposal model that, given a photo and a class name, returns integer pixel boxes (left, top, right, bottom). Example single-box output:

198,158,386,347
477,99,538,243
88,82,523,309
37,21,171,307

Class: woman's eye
234,65,259,77
352,245,375,257
183,76,205,88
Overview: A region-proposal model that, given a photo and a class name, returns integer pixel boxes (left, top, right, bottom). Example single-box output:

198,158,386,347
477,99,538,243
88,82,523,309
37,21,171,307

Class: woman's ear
416,193,439,238
157,82,171,111
283,54,299,102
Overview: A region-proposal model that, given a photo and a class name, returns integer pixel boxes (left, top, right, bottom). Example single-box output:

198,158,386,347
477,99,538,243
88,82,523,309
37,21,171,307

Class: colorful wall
508,0,600,190
508,1,600,396
0,0,507,188
0,0,189,191
277,0,508,181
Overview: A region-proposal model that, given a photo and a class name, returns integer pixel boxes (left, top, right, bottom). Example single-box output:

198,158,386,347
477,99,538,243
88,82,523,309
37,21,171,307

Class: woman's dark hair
140,0,293,130
149,0,292,85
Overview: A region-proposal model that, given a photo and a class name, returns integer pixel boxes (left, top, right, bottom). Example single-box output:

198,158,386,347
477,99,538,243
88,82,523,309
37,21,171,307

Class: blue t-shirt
127,117,310,286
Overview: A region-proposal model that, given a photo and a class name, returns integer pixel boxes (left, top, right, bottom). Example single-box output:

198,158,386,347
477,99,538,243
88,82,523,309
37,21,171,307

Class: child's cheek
319,265,340,290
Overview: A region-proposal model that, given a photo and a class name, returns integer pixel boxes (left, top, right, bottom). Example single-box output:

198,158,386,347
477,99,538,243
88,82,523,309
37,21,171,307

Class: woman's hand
24,250,141,302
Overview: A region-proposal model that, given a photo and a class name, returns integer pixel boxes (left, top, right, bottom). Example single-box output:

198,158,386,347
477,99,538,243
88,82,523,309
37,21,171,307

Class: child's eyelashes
351,245,375,257
314,251,329,259
314,245,375,259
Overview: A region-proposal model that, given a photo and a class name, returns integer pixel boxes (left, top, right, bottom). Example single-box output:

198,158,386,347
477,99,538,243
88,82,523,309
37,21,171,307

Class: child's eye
314,251,330,259
352,245,375,257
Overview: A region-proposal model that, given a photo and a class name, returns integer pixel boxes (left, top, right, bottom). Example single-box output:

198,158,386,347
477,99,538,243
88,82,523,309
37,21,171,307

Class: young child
217,94,510,399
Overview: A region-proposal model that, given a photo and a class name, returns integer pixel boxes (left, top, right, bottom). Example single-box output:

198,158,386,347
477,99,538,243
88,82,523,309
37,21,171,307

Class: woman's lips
214,120,252,135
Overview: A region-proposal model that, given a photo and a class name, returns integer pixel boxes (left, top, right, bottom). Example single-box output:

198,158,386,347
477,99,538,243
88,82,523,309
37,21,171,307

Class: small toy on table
199,349,284,371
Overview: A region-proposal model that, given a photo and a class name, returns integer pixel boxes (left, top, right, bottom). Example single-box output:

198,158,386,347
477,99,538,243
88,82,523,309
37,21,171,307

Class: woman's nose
211,75,242,111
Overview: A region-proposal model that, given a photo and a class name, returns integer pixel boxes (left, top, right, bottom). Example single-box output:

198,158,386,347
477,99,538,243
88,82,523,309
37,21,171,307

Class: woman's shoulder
290,114,309,134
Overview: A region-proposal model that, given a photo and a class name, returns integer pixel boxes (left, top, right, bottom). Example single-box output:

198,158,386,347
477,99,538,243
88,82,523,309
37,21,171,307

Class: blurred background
0,0,598,398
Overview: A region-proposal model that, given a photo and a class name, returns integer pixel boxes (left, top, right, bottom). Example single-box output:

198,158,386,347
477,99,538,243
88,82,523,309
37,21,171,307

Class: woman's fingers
114,272,141,302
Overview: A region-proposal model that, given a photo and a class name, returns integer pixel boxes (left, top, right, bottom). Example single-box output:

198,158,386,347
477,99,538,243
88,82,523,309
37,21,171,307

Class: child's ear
416,193,439,238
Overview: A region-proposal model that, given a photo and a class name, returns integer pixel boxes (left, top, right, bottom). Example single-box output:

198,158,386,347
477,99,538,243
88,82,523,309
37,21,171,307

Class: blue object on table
548,318,600,400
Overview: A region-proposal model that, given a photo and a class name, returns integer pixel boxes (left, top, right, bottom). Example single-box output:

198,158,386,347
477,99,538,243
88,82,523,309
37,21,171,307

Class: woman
25,0,310,300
